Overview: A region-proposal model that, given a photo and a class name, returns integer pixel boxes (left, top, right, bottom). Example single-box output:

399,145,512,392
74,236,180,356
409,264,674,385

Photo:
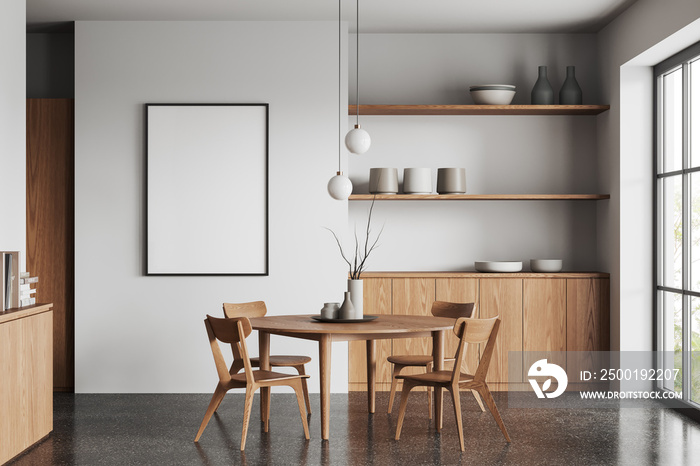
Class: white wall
74,22,349,393
598,1,700,353
0,0,26,258
348,34,601,272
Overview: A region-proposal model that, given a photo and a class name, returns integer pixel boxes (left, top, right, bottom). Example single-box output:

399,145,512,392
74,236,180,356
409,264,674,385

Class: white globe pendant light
345,0,371,155
328,171,353,200
328,0,353,200
345,125,371,154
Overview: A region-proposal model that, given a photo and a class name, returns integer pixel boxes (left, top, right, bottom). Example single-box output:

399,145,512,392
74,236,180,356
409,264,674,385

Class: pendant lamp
328,0,353,200
345,0,371,154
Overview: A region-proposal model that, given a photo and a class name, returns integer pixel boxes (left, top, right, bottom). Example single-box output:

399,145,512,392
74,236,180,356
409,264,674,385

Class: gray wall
0,0,26,257
74,21,349,393
26,32,74,98
598,2,700,357
347,33,601,272
349,33,600,105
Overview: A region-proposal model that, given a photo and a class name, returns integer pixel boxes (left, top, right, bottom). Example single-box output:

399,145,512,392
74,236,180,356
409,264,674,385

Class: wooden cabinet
523,279,567,375
27,99,75,391
349,278,392,391
348,273,609,391
0,304,53,464
480,278,523,386
435,278,479,373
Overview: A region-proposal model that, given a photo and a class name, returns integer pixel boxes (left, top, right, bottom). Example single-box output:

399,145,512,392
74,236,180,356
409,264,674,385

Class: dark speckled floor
8,391,700,465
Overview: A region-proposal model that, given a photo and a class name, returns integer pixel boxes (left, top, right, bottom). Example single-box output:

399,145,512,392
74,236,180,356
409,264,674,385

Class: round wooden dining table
249,313,455,440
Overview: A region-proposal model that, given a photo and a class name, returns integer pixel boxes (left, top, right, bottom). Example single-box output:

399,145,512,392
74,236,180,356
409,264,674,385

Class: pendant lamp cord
338,0,342,172
355,0,360,125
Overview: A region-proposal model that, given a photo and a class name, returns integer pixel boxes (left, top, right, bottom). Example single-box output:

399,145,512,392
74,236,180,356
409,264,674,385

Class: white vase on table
348,279,363,319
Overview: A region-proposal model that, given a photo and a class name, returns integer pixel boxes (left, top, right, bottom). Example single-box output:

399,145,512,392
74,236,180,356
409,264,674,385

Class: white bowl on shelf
474,261,523,273
469,85,516,105
530,259,563,273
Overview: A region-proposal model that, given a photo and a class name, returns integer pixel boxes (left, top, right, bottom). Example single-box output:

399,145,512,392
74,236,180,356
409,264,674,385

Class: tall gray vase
531,65,554,105
559,66,582,105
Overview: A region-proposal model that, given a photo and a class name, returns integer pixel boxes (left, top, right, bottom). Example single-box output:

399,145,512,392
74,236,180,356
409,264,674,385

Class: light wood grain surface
523,279,567,375
480,279,523,383
348,104,610,116
349,194,610,201
391,279,436,378
26,98,74,391
360,271,609,279
435,278,479,373
0,305,53,464
349,278,392,387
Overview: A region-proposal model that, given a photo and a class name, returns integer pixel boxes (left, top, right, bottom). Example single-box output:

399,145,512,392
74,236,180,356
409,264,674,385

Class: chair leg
449,387,465,451
394,380,415,440
471,389,486,412
387,364,404,414
477,385,511,443
264,389,271,433
425,361,433,420
295,365,312,415
195,384,227,442
240,386,256,451
291,379,311,440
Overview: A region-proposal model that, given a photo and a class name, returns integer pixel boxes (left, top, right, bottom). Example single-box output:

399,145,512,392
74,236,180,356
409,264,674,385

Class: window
656,41,700,405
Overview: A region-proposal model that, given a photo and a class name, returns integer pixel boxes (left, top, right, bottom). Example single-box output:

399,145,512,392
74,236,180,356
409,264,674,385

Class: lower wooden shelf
349,194,610,201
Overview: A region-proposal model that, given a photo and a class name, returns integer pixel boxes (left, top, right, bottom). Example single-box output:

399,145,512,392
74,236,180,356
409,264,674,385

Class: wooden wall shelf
349,194,610,201
348,104,610,116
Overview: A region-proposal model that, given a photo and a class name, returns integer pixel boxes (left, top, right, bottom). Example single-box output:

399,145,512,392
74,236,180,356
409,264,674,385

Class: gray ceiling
26,0,639,34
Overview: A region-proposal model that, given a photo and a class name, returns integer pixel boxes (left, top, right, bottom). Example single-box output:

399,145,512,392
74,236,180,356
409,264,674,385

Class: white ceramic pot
369,168,399,194
403,168,432,194
348,279,363,319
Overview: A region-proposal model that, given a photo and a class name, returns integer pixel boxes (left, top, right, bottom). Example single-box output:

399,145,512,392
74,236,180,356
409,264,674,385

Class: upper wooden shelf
349,194,610,201
348,104,610,116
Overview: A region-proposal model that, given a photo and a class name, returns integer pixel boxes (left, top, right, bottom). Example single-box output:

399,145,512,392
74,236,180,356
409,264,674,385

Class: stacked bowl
470,84,516,105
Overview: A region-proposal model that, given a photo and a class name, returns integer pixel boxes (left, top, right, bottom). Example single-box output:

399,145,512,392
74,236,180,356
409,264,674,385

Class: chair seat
397,370,474,385
387,355,456,366
250,355,312,366
231,369,310,384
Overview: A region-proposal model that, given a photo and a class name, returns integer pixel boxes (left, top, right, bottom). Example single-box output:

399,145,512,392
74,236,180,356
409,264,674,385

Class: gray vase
531,66,554,105
338,291,355,320
559,66,582,105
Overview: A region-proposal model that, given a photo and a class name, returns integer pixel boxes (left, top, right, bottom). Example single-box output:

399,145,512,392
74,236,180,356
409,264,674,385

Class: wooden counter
349,273,609,392
0,303,53,464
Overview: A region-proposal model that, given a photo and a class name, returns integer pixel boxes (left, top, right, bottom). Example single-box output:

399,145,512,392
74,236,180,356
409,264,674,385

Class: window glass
663,68,683,173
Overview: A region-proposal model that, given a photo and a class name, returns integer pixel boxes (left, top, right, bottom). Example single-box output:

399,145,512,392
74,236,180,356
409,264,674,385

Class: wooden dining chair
195,315,310,450
387,301,484,419
223,301,312,415
394,316,510,451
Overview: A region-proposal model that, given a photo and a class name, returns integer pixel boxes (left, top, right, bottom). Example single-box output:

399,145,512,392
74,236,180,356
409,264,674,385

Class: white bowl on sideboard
474,261,523,273
530,259,563,273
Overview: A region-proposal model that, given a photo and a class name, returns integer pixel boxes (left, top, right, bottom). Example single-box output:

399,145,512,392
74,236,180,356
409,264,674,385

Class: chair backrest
223,301,267,319
204,314,255,384
451,316,500,385
431,301,475,319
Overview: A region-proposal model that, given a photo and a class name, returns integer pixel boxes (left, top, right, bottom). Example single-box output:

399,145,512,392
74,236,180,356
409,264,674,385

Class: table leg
432,330,445,432
366,339,376,413
319,335,332,440
259,331,271,432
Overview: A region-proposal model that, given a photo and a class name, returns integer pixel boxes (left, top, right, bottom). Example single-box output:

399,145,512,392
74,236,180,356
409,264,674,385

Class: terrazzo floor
8,391,700,465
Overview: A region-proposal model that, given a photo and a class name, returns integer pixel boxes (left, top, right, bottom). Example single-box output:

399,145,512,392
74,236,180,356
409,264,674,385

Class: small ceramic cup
403,168,432,194
437,168,467,194
369,168,399,194
321,302,340,319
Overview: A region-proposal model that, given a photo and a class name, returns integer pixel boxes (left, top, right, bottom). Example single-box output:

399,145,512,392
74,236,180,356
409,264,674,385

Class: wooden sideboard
0,303,53,464
348,273,609,392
